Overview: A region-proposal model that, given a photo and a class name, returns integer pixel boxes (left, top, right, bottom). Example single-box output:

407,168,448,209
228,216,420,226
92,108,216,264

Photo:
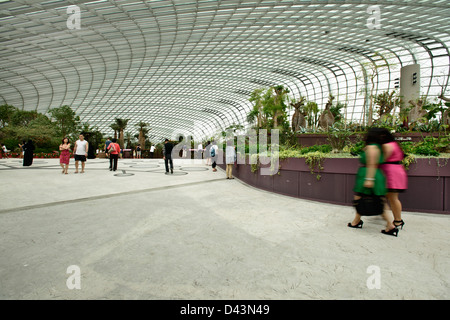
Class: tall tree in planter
135,121,149,150
290,96,307,132
10,109,39,127
124,131,136,149
318,94,335,129
262,85,290,129
358,53,395,126
373,90,400,124
330,101,346,123
110,123,119,139
113,118,129,148
0,104,16,128
438,89,450,126
304,101,319,129
15,113,59,151
247,88,267,130
48,105,81,138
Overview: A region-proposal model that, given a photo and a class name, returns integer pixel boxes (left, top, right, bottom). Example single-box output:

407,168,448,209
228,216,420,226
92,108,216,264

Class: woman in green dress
348,128,399,237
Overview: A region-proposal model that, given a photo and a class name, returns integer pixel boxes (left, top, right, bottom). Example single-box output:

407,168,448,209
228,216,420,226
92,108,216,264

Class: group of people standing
58,134,122,173
58,134,91,173
349,127,408,237
162,139,229,176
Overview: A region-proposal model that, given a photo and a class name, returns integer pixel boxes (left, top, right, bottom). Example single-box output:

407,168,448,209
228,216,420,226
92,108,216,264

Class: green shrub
399,141,414,155
300,144,332,154
413,145,439,156
350,141,365,156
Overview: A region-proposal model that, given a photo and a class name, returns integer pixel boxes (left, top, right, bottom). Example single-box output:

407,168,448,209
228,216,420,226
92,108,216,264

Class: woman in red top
107,138,121,171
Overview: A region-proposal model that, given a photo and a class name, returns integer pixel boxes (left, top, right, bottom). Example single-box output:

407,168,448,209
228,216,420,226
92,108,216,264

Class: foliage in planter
401,154,416,171
349,141,365,156
247,85,299,147
277,148,327,180
304,151,326,180
329,102,346,122
326,123,352,151
434,135,450,153
348,133,449,157
412,136,442,156
278,147,304,160
300,144,332,154
413,145,439,156
399,141,414,155
250,153,260,173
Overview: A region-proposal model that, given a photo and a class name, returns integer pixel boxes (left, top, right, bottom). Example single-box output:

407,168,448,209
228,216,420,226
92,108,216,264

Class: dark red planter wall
220,157,450,214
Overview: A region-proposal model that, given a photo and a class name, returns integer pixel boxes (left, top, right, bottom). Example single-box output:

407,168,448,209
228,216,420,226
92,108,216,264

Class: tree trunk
139,131,145,150
119,130,124,148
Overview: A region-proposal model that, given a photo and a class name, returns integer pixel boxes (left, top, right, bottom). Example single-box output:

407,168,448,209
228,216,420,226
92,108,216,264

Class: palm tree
135,121,149,150
110,123,120,140
124,131,135,149
114,118,129,148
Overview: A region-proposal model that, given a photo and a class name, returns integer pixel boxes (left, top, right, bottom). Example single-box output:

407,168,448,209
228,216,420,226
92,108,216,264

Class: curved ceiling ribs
0,0,449,141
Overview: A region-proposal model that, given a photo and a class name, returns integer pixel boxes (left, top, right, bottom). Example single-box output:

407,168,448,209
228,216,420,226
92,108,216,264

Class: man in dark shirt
163,139,174,174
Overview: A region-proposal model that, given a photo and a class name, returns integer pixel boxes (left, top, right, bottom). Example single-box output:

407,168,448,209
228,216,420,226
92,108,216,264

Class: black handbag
353,192,385,216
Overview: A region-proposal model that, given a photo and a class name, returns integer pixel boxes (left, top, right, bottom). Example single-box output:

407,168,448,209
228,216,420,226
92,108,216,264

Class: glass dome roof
1,0,449,141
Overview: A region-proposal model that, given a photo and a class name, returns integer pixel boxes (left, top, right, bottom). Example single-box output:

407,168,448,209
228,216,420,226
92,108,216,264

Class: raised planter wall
219,156,450,215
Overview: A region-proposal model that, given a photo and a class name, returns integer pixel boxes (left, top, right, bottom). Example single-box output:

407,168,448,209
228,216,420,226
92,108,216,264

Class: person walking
225,140,235,179
348,127,398,236
205,141,211,166
104,137,112,159
136,145,141,159
23,139,35,166
1,144,10,158
59,137,71,174
73,134,89,173
163,139,174,174
150,145,155,158
211,141,219,172
379,129,408,230
107,138,121,171
19,140,26,159
197,142,203,160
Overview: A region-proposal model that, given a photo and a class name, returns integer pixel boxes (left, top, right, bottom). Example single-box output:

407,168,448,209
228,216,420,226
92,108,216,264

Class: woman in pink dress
59,137,71,174
379,129,408,230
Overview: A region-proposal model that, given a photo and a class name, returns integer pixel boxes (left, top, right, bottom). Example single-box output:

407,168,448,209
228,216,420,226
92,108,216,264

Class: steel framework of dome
1,0,449,141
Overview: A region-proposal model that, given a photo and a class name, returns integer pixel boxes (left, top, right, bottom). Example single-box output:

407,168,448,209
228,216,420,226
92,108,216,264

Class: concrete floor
0,157,448,300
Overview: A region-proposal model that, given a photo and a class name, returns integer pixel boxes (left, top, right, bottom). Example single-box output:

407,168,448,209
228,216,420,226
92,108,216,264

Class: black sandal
381,227,399,237
393,220,405,230
348,220,363,228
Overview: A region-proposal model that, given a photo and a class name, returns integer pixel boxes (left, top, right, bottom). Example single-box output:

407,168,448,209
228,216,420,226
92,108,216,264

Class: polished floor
0,157,448,299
